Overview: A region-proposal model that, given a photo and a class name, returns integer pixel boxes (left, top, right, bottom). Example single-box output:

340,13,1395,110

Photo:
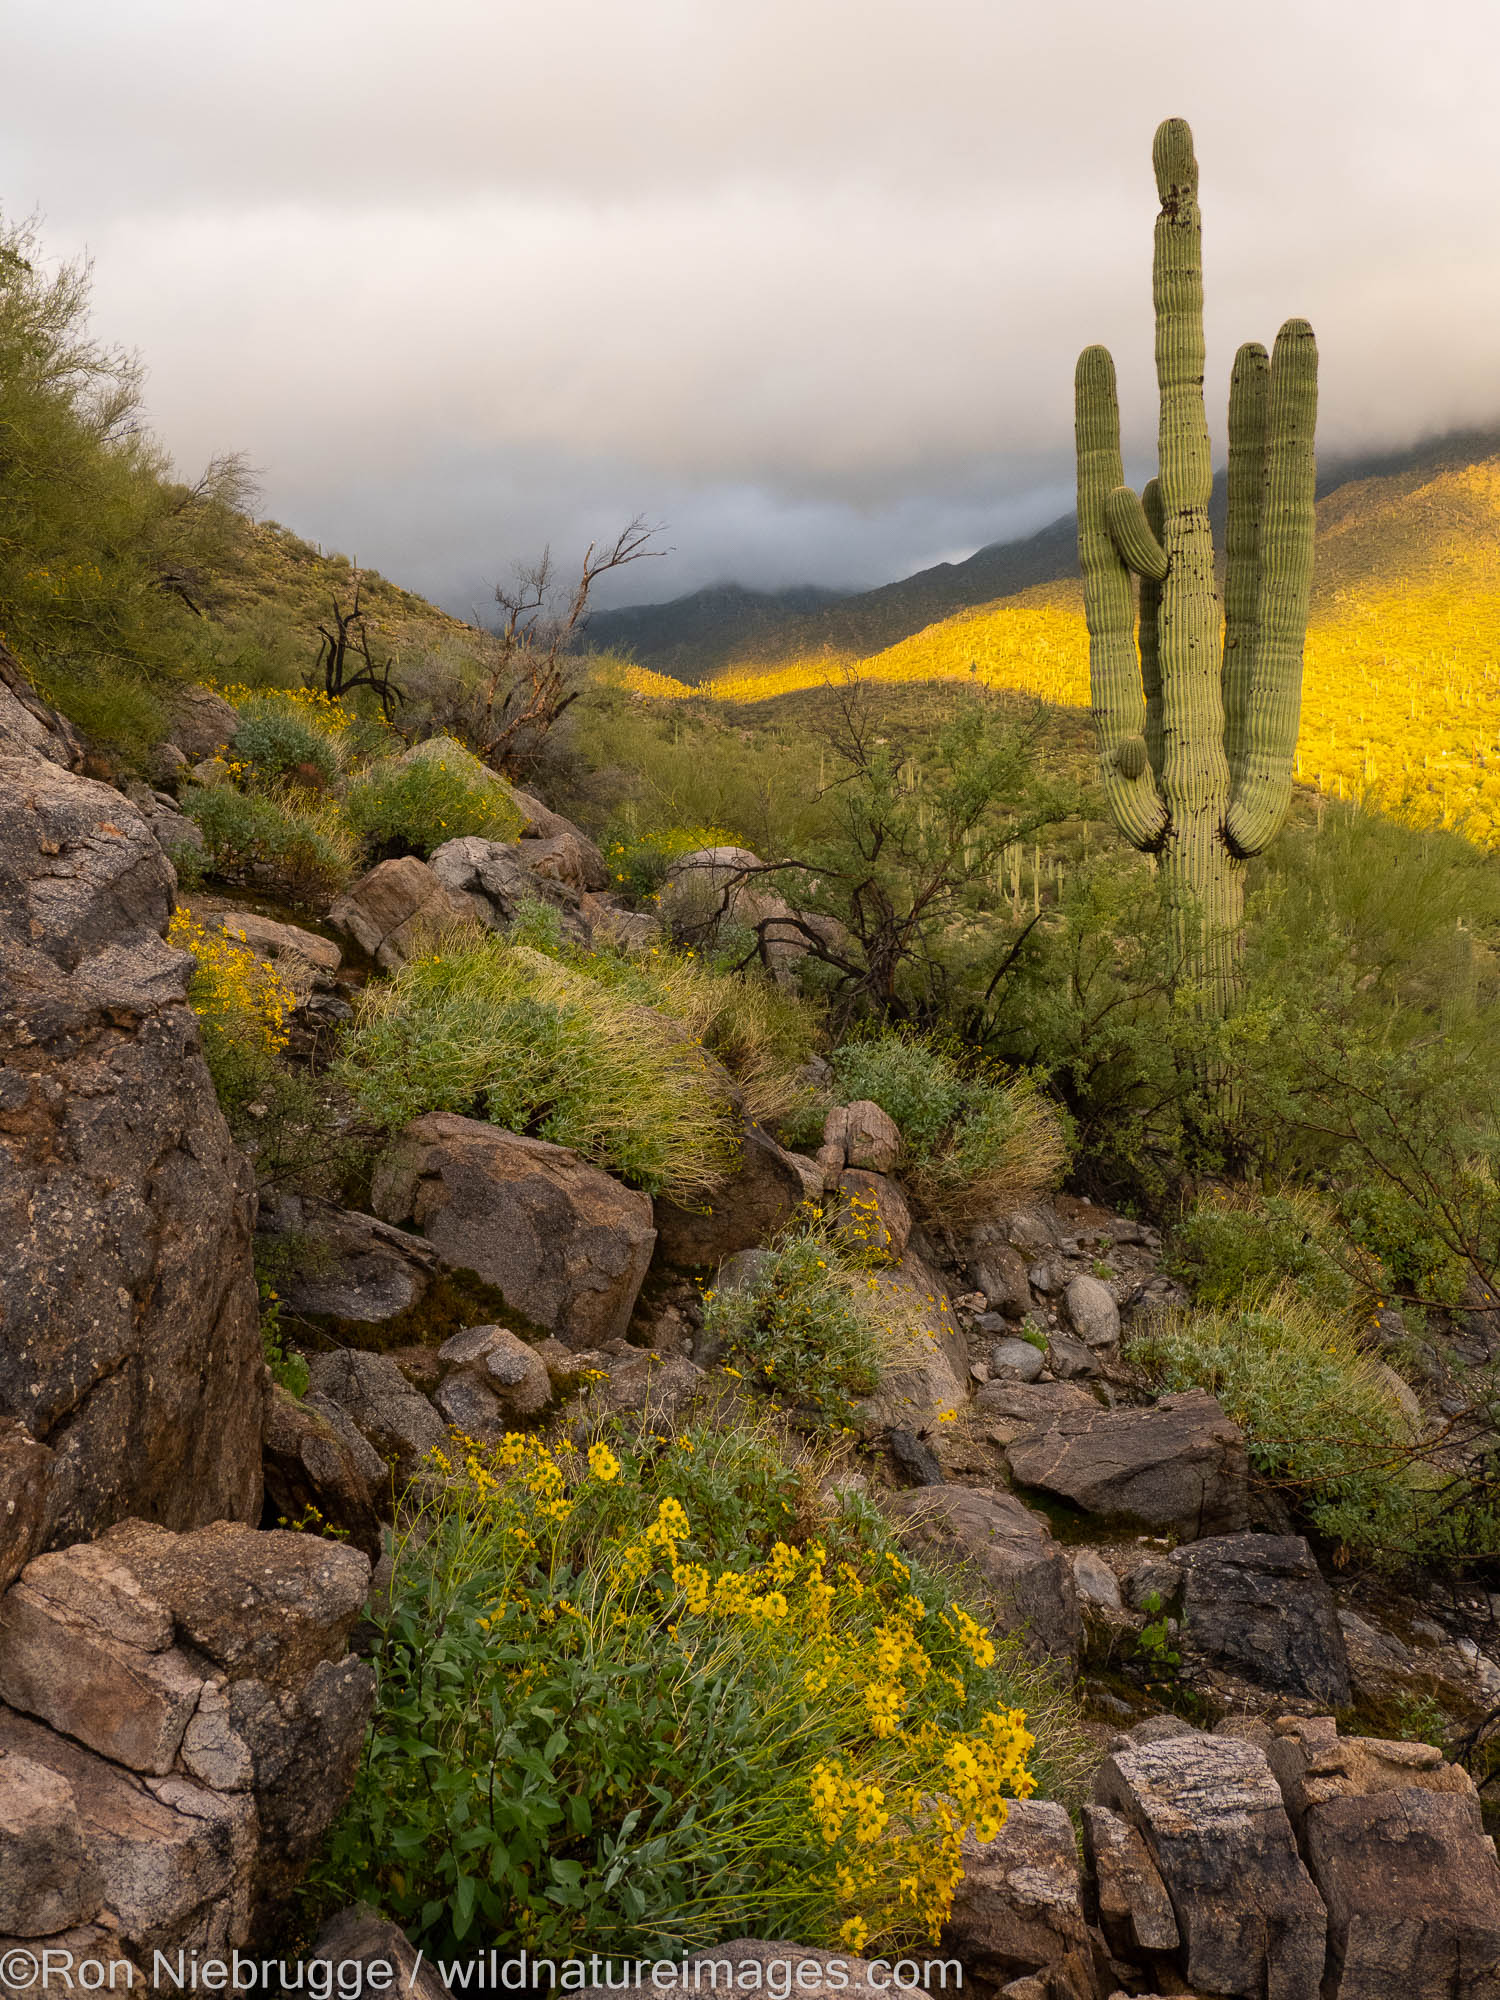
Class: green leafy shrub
182,782,358,902
314,1423,1049,1956
703,1224,887,1427
344,737,523,857
829,1032,1066,1226
1125,1286,1430,1561
603,824,738,904
336,935,740,1199
1170,1185,1376,1317
228,688,347,785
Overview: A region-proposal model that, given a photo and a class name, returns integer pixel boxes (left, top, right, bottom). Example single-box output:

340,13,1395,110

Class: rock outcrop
0,1520,374,1959
327,854,480,968
654,1123,807,1267
0,749,263,1552
1095,1729,1327,2000
884,1485,1081,1665
372,1112,657,1347
1005,1388,1249,1537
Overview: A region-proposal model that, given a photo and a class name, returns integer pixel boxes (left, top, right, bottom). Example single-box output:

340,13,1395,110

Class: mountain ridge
587,424,1500,682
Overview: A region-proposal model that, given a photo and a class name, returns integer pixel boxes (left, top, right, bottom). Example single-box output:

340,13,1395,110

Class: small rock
1072,1548,1123,1610
838,1100,902,1174
990,1338,1045,1383
888,1430,946,1486
437,1324,551,1417
1045,1332,1098,1379
1064,1273,1121,1348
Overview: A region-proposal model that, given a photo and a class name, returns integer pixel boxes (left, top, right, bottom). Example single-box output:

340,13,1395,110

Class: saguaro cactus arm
1150,118,1230,821
1221,340,1269,789
1075,345,1169,850
1139,476,1166,780
1105,487,1167,578
1225,316,1319,856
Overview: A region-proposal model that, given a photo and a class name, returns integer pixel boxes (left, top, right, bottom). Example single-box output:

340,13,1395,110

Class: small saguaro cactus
1075,117,1318,1006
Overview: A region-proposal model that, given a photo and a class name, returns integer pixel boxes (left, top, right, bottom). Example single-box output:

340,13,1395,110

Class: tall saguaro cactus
1076,118,1318,1006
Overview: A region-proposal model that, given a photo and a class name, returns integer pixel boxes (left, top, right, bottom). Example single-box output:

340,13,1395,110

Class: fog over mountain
5,0,1499,615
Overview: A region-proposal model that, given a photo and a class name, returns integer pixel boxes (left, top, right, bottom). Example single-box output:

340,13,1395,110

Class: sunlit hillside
611,455,1500,848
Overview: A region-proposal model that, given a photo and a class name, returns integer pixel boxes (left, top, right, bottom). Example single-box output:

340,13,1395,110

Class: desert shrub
702,1224,887,1428
226,687,353,786
181,782,358,902
1169,1185,1377,1317
170,908,294,1111
604,824,739,904
829,1032,1066,1226
343,737,524,857
566,935,823,1129
336,935,740,1199
1126,1286,1420,1557
314,1423,1043,1955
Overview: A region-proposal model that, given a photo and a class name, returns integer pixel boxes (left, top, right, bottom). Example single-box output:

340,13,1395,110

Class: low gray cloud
4,0,1498,611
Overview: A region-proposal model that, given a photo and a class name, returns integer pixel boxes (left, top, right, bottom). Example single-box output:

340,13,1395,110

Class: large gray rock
0,643,84,769
1005,1389,1249,1537
1172,1533,1351,1706
653,1122,806,1267
855,1249,972,1435
1081,1802,1178,1956
0,1706,257,1955
943,1798,1088,1976
0,749,264,1547
1063,1273,1120,1348
327,854,480,968
262,1385,386,1553
1267,1716,1500,1998
884,1484,1081,1666
305,1348,448,1481
1095,1730,1327,2000
372,1112,657,1348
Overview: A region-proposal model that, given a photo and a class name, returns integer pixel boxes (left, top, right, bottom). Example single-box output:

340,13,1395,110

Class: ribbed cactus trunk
1075,119,1318,1011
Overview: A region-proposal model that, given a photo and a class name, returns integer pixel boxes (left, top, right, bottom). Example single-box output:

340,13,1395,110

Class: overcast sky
5,1,1500,614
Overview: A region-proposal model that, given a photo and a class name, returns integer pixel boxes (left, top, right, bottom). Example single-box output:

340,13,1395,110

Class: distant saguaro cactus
1075,117,1317,1005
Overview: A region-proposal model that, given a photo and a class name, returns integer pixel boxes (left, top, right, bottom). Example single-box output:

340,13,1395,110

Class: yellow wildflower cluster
211,682,372,740
168,909,294,1055
418,1429,1037,1954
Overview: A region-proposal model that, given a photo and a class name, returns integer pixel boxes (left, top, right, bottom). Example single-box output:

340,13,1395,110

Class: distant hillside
617,432,1500,848
583,582,850,679
596,426,1500,684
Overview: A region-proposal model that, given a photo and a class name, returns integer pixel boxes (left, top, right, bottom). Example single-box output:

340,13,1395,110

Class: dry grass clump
336,932,741,1200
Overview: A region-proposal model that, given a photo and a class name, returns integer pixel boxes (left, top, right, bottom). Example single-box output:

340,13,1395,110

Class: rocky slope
1,681,1498,1993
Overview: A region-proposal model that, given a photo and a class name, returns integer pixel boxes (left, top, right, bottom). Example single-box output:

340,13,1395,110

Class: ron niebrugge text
0,1949,965,1996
